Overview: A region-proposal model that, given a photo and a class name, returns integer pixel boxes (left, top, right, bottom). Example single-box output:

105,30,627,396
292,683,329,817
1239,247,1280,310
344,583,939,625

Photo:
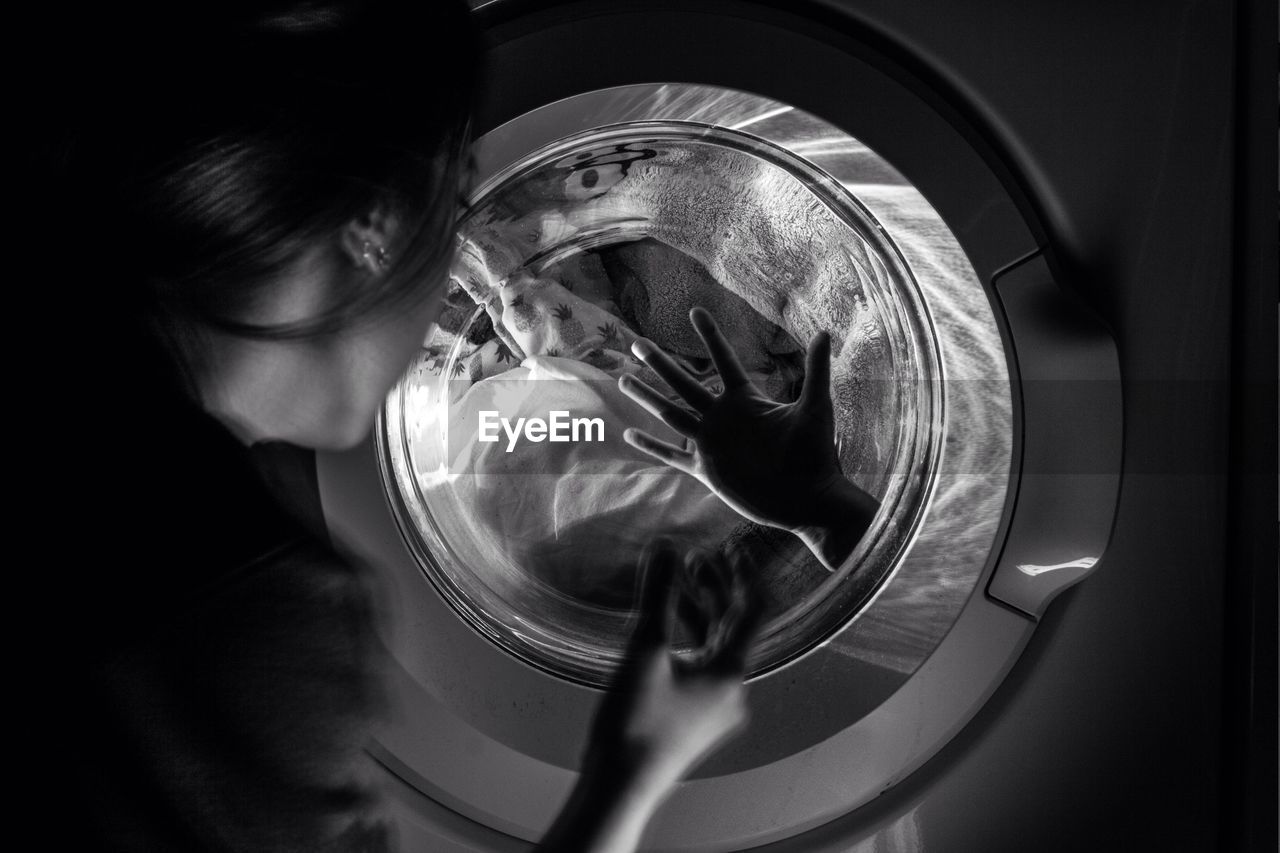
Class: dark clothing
77,537,393,852
43,320,392,851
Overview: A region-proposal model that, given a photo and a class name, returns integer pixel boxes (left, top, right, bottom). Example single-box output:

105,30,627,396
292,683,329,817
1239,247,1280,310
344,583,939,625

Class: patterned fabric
424,239,804,406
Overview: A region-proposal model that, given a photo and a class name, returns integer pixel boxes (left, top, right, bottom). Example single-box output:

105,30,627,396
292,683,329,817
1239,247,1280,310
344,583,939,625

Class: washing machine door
316,2,1121,850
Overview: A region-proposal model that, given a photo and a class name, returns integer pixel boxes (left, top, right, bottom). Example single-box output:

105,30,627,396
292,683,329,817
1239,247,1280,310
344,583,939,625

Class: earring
361,240,391,270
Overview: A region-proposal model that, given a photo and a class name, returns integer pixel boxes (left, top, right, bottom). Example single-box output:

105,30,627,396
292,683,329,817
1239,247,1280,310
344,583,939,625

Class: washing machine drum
390,101,964,687
317,11,1120,850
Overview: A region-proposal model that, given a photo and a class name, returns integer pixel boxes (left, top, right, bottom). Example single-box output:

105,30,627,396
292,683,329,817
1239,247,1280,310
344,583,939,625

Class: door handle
987,252,1122,618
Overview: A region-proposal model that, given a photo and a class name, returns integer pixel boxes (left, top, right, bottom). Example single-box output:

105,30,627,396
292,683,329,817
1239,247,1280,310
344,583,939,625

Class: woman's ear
341,206,399,274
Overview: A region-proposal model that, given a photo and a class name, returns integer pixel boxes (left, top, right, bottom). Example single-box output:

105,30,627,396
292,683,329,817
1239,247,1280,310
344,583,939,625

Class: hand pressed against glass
619,307,879,571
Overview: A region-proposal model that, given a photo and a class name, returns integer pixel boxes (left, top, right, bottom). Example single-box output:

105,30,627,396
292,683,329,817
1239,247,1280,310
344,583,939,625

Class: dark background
747,1,1278,850
474,0,1277,849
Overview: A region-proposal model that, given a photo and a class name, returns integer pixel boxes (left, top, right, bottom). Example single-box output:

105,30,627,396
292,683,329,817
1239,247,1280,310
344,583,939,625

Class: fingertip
636,537,680,633
721,537,751,568
682,548,711,583
623,428,660,458
802,331,834,399
631,338,655,360
640,534,678,569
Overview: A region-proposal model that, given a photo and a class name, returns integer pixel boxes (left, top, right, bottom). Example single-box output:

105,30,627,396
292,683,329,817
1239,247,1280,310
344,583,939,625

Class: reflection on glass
381,120,943,685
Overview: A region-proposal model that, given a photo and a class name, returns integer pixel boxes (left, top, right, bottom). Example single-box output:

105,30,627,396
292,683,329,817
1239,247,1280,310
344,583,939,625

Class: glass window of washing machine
380,85,1004,687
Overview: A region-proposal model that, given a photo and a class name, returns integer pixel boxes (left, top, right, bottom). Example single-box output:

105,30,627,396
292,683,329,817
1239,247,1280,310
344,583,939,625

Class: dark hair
46,0,480,340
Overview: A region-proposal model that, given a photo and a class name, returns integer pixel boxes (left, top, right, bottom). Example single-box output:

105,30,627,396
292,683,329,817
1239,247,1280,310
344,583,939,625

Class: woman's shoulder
78,533,395,853
60,329,344,650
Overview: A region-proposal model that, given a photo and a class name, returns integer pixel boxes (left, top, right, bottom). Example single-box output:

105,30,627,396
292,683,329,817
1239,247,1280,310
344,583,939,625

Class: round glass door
379,87,991,687
317,80,1019,845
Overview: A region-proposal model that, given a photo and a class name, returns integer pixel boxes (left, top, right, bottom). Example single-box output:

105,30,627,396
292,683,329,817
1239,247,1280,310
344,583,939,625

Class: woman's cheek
301,336,384,451
390,285,447,381
324,286,446,449
365,307,432,420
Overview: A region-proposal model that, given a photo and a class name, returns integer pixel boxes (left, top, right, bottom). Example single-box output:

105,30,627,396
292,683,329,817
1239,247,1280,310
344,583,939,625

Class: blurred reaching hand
591,539,763,788
619,307,879,571
537,539,762,853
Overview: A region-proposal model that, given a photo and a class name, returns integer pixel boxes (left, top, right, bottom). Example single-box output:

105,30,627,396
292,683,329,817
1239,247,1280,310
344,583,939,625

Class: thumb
799,331,834,415
628,537,680,655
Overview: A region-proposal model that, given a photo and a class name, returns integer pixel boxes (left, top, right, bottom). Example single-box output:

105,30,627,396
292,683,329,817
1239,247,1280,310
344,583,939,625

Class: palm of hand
690,388,842,530
619,307,846,533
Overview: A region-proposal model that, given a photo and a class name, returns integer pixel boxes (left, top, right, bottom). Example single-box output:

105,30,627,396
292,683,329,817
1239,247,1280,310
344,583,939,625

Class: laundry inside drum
380,122,943,685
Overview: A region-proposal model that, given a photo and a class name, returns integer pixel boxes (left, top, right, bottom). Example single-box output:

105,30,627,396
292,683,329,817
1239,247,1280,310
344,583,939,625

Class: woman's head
51,0,480,449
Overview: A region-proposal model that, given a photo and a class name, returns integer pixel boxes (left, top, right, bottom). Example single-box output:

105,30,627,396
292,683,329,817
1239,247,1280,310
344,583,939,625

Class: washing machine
316,1,1275,850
